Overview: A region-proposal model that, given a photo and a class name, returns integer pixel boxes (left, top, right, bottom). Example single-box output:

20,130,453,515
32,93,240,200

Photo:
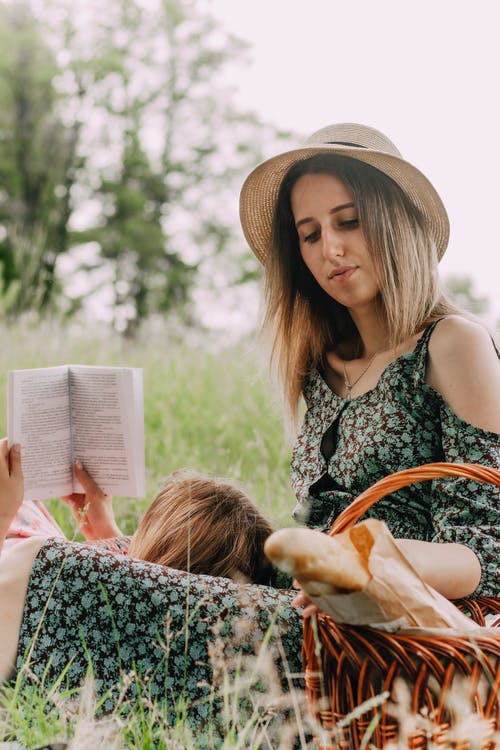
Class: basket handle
328,462,500,536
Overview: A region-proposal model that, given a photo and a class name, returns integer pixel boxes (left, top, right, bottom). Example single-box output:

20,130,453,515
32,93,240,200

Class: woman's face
290,172,380,312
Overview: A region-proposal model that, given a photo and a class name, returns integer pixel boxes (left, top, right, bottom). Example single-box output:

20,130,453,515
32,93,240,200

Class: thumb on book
74,460,105,496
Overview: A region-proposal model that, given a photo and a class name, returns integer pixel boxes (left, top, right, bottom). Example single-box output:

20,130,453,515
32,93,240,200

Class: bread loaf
264,522,376,593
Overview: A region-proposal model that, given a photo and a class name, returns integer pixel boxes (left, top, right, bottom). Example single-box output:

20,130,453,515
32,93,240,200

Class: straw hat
239,123,449,265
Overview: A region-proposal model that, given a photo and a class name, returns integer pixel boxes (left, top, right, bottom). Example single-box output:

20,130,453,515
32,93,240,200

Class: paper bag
265,520,477,631
310,520,476,630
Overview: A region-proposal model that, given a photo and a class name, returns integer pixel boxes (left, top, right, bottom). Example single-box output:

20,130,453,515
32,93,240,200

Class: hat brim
239,144,449,265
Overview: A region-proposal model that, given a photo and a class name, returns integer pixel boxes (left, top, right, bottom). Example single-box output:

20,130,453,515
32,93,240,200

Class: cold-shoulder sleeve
431,403,500,597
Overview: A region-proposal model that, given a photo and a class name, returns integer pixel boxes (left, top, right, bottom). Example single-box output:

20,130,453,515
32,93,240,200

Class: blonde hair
128,470,275,584
265,154,459,420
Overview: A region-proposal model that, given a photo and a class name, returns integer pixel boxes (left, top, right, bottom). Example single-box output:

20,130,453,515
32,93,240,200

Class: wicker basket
302,462,500,749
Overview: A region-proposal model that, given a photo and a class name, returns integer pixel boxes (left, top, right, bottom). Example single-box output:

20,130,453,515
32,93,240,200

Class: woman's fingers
0,440,23,477
0,438,9,472
73,461,96,489
60,493,88,528
61,492,86,509
302,603,320,618
292,590,319,618
8,443,22,479
73,461,106,499
0,442,24,522
292,591,309,608
67,461,119,539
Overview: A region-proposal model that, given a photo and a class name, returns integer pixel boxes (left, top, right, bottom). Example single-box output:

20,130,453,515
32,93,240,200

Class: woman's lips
328,266,357,281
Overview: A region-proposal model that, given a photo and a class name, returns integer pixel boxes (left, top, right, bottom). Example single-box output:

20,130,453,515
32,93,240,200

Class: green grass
0,644,315,749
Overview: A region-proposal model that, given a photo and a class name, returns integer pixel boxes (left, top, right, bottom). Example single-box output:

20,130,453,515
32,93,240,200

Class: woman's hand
0,439,24,541
61,461,122,540
292,580,320,618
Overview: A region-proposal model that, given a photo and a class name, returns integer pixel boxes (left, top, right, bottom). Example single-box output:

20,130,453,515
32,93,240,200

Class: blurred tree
444,274,490,317
0,2,82,315
0,0,292,332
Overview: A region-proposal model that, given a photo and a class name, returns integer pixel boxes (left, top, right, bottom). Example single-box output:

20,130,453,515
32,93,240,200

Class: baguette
264,521,377,594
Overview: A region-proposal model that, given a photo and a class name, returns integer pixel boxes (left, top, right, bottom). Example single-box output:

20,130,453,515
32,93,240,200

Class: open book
8,365,145,501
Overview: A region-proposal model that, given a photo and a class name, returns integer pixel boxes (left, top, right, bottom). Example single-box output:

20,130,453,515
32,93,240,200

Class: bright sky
210,0,500,324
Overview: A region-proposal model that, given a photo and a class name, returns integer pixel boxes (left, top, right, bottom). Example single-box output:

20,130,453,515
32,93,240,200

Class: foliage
1,633,314,749
0,2,78,314
0,0,292,333
444,274,490,317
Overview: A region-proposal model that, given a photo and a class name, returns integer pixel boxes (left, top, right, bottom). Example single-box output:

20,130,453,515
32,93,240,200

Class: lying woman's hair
265,153,458,420
128,470,275,584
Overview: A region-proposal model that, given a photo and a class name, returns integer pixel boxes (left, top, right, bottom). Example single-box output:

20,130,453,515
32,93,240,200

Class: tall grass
0,317,296,535
2,319,497,749
1,634,315,749
1,318,309,747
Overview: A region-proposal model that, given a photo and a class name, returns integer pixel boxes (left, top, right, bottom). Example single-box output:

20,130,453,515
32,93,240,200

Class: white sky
209,0,500,324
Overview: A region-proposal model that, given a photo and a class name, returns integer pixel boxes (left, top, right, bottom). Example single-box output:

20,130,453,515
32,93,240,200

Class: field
0,319,497,750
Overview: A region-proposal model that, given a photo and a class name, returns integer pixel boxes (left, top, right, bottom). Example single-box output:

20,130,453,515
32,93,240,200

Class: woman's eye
304,230,320,243
340,218,359,229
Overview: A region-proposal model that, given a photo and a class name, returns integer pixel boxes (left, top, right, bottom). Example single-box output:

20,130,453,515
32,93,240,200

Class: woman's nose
321,228,344,259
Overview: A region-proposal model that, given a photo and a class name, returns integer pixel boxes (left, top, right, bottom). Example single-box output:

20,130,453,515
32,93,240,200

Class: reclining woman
0,441,301,732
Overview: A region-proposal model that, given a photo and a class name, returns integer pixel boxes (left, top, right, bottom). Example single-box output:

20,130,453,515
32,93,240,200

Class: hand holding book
61,461,122,540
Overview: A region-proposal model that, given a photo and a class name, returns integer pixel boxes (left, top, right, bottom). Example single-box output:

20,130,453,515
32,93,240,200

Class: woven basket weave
302,462,500,749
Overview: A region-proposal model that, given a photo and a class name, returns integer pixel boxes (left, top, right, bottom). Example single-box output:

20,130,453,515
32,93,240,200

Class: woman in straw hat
240,123,500,601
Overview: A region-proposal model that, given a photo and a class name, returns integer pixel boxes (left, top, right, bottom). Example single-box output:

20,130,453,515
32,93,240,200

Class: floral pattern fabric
16,538,303,729
6,499,131,555
291,321,500,597
7,499,66,539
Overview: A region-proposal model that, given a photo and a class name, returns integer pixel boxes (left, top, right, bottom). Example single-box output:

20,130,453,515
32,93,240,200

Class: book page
69,366,145,497
131,368,146,495
8,367,73,500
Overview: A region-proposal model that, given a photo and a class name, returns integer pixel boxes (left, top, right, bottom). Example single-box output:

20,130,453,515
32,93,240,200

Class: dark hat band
326,141,368,149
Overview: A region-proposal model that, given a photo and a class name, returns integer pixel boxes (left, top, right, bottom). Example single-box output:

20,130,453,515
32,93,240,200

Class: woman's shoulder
428,314,498,358
426,315,500,433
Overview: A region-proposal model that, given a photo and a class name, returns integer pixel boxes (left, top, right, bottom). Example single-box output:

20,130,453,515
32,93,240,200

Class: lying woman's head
128,469,275,584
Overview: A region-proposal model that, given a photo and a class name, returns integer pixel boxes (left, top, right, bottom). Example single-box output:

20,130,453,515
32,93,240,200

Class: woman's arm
0,440,24,551
417,315,500,598
61,462,122,540
395,538,481,599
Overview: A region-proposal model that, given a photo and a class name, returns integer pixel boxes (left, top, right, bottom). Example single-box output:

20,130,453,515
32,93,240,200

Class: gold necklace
343,351,379,401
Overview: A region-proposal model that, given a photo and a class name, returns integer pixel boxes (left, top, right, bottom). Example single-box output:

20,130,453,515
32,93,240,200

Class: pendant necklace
343,351,379,401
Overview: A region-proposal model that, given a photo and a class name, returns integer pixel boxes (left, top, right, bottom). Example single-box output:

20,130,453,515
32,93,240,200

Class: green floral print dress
291,320,500,597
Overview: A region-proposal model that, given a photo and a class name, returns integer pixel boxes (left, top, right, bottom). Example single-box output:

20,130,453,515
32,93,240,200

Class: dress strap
411,319,444,389
412,317,499,390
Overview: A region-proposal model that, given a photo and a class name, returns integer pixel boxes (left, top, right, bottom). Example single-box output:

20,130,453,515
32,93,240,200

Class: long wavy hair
129,469,275,584
263,153,458,421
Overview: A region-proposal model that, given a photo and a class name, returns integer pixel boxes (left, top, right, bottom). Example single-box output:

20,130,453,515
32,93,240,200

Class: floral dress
291,320,500,597
15,538,303,733
5,499,130,554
